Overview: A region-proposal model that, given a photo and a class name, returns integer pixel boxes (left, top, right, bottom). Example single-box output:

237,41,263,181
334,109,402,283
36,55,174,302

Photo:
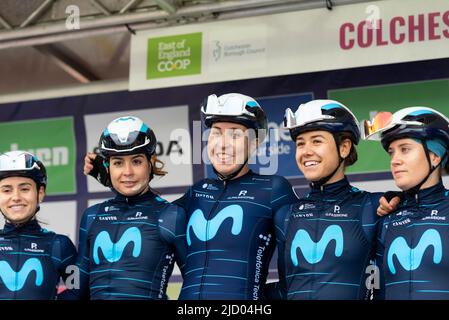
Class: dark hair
147,154,167,196
336,132,358,167
150,153,167,178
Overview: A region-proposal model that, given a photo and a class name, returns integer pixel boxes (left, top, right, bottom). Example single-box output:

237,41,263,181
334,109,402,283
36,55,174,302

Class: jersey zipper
15,236,20,300
409,205,416,299
109,199,125,294
313,216,320,299
199,179,228,299
311,190,323,299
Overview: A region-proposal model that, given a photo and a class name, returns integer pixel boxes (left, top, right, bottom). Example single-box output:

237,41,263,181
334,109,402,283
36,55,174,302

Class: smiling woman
207,122,250,178
75,116,186,300
0,151,77,300
0,177,44,225
294,130,351,184
108,153,152,196
272,99,385,300
174,93,298,300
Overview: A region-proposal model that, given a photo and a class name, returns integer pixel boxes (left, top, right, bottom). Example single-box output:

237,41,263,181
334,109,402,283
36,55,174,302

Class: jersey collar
308,176,351,198
2,218,41,235
403,181,446,206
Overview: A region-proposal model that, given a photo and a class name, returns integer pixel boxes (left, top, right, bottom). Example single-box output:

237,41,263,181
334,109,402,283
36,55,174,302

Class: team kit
1,93,448,300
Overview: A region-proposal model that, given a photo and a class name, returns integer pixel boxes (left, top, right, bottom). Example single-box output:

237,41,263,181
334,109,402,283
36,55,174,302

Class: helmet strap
148,159,154,182
35,188,42,215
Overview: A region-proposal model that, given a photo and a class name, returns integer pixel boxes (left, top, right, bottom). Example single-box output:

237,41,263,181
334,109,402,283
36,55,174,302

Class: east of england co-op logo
147,32,202,79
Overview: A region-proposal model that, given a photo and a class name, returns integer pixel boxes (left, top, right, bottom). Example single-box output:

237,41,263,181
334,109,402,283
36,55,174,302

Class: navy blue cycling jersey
274,178,381,300
75,189,186,300
0,219,77,300
175,170,298,300
376,182,449,300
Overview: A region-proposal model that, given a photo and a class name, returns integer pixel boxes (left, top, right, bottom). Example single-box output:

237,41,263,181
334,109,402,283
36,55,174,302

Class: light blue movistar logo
187,205,243,245
387,229,442,274
93,227,142,264
0,258,43,291
290,225,344,266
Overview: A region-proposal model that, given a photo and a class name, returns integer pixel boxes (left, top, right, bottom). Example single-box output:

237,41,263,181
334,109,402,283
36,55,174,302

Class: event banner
0,117,76,195
130,0,449,90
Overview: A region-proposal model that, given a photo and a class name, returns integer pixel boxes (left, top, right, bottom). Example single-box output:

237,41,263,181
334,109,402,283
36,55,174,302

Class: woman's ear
38,185,46,203
429,151,442,168
339,138,352,159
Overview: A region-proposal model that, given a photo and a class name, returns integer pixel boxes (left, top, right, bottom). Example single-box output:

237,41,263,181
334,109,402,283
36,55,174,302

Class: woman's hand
83,152,97,176
377,191,403,216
